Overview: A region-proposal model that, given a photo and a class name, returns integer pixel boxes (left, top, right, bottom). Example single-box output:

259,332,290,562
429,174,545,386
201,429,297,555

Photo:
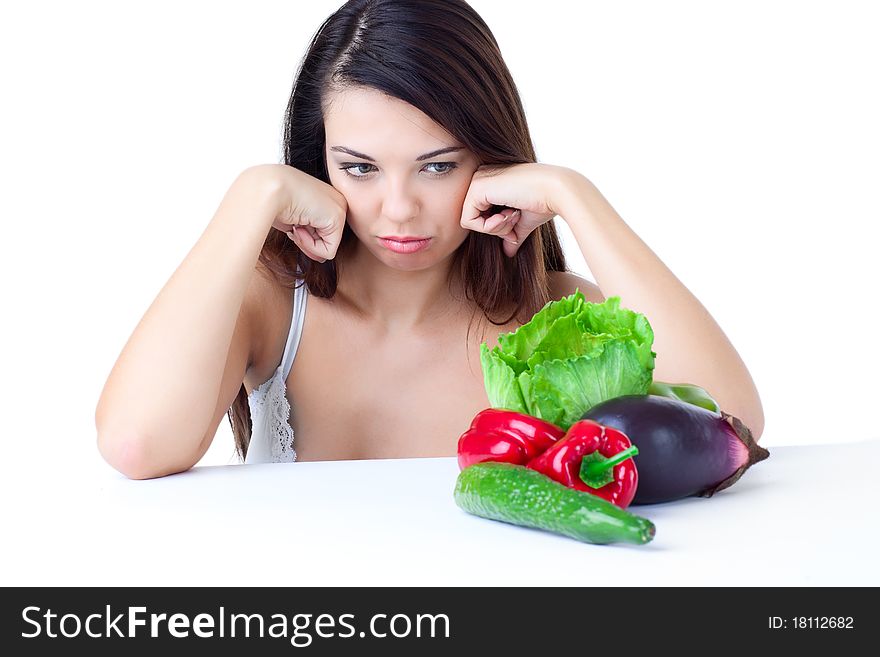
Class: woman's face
323,87,481,270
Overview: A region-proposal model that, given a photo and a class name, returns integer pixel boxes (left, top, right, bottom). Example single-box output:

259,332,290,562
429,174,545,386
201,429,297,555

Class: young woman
96,0,764,479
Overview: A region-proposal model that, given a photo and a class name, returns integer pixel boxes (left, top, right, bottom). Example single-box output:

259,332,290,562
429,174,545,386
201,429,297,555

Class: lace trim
247,368,297,463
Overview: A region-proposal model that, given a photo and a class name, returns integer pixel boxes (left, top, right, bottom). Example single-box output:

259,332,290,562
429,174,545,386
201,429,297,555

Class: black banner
1,587,873,653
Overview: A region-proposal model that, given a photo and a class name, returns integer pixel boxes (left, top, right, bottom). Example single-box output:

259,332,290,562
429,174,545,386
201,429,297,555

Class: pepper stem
579,446,639,489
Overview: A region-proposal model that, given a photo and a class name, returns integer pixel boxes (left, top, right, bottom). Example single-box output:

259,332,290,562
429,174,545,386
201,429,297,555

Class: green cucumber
454,462,656,545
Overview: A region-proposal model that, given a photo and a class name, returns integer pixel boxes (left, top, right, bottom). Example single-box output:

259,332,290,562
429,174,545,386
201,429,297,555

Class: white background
1,0,878,480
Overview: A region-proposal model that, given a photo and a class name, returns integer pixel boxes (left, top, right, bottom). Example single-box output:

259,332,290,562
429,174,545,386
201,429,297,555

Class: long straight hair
228,0,569,462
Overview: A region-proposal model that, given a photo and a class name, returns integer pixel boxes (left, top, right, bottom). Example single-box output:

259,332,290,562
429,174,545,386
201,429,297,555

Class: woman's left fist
460,163,571,258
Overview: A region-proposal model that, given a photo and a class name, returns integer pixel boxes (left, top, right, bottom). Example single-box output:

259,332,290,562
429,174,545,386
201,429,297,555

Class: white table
8,440,880,586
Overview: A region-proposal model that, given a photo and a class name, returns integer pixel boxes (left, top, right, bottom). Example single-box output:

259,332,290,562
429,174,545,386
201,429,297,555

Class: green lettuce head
480,291,656,430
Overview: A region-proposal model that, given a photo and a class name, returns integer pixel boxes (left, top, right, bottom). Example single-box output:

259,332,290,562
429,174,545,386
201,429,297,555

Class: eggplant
583,395,769,505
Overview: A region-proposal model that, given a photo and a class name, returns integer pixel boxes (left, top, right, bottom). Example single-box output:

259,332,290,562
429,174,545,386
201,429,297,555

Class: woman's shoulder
547,270,605,304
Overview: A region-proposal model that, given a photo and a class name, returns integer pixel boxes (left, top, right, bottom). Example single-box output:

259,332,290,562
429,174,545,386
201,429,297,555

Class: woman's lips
377,237,432,254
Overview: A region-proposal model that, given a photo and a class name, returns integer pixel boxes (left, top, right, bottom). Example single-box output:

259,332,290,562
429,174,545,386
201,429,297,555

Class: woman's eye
341,163,375,177
338,162,458,180
428,162,457,175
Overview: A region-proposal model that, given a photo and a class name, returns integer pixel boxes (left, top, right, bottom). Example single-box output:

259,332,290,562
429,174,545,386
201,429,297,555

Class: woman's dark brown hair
228,0,569,462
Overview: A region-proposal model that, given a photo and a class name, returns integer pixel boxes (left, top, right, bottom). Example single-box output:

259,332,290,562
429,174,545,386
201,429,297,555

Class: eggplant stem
699,411,770,497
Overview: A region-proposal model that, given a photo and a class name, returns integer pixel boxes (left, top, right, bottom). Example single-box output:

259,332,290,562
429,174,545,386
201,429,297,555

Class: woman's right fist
245,163,347,263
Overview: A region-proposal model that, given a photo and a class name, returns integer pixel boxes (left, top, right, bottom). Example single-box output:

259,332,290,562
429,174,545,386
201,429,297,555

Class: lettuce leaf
480,291,656,430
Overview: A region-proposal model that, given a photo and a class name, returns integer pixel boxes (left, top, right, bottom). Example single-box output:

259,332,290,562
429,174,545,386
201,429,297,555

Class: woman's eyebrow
329,145,465,162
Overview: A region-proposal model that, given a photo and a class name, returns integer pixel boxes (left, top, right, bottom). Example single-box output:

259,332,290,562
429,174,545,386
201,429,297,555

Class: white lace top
244,276,308,464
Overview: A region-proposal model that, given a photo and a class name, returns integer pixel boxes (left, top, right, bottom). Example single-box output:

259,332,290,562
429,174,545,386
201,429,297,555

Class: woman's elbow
97,431,189,480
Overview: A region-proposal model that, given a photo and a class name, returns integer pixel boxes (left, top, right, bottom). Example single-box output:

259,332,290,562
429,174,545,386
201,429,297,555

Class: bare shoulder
547,270,605,304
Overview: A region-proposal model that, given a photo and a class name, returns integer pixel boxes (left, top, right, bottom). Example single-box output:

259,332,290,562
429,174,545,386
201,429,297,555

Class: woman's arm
96,163,347,478
95,167,281,477
555,171,765,439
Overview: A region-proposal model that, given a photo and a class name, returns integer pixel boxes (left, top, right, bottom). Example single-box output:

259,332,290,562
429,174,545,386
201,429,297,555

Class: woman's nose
380,179,420,223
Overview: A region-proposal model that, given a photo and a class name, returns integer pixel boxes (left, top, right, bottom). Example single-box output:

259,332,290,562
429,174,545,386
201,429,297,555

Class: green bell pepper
649,381,721,414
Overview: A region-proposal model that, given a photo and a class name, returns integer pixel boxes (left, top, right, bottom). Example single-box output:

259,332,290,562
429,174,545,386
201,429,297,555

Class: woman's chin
380,256,437,272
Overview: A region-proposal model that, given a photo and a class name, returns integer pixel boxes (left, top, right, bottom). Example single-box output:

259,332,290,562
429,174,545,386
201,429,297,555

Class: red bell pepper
526,419,640,509
457,408,565,471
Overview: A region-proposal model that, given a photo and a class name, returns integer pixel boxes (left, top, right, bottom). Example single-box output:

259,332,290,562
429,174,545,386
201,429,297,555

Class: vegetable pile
455,291,770,546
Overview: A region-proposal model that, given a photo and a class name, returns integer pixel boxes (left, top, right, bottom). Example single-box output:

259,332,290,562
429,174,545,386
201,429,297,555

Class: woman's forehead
324,88,465,159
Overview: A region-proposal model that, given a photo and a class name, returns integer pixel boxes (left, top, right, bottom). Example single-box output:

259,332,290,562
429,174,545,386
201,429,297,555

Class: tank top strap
279,270,308,381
